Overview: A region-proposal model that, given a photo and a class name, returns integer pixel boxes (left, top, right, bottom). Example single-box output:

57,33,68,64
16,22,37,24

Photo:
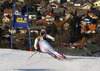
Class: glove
35,48,41,52
35,49,39,52
35,48,37,51
52,38,55,41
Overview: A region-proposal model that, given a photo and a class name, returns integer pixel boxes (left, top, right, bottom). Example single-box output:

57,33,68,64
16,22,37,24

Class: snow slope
0,49,100,71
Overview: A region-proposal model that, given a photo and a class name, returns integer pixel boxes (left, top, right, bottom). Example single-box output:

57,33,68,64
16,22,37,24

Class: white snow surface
0,48,100,71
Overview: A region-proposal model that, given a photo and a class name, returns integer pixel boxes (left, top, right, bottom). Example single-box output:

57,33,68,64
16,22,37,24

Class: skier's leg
39,43,48,52
39,43,56,58
44,41,66,59
54,52,66,59
47,50,57,58
39,42,56,57
42,41,66,59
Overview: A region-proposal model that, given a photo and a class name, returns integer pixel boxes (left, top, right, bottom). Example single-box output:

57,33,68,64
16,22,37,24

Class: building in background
49,0,66,3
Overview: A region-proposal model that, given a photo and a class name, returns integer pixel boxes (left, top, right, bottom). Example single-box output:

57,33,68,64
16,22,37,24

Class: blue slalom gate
11,3,32,51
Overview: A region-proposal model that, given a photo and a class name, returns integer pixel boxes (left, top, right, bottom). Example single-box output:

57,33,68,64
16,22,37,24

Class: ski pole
28,51,38,61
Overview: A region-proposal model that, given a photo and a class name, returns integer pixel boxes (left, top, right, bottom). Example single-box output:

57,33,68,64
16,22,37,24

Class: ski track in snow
0,48,100,71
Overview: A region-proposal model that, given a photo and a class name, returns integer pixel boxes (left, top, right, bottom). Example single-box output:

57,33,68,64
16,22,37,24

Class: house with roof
67,0,76,4
8,28,16,34
88,13,98,19
65,6,88,16
53,7,65,15
4,9,13,16
18,0,24,2
65,1,90,16
15,10,21,15
76,9,88,16
74,1,89,7
65,7,76,15
65,14,73,20
29,14,37,20
93,0,100,7
2,15,11,23
49,0,66,3
88,10,100,19
40,5,53,14
81,25,96,34
25,12,37,20
8,27,27,34
56,20,69,30
81,16,92,25
64,22,69,30
36,19,48,29
42,12,55,22
48,2,59,9
37,19,48,25
80,3,92,10
14,5,23,15
56,21,64,30
59,16,65,21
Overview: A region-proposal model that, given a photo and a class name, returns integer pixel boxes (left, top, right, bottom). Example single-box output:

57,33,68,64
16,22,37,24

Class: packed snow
0,48,100,71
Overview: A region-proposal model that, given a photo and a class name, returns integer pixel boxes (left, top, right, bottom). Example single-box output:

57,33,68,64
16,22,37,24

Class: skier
34,29,66,59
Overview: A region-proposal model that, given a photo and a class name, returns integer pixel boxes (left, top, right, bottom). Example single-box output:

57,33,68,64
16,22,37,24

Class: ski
52,54,67,61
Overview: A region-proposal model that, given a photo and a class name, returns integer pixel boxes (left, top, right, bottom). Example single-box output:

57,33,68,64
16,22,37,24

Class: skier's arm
46,34,55,41
34,38,38,50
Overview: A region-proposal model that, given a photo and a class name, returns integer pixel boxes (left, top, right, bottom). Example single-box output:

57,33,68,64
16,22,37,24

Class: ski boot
52,54,61,60
59,55,67,60
52,54,57,58
62,55,67,59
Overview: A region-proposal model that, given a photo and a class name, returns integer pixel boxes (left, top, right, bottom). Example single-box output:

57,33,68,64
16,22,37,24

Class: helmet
40,29,46,36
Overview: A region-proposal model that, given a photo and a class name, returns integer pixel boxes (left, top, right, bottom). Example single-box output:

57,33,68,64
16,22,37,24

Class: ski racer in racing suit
34,29,66,59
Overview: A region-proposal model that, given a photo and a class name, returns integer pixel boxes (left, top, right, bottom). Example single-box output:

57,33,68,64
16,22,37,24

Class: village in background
0,0,100,56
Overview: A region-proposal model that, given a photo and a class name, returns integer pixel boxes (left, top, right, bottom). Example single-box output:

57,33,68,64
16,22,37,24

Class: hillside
0,49,100,71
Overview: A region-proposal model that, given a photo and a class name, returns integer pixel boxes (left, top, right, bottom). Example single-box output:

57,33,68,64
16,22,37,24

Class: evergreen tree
46,23,57,36
69,13,81,42
24,0,37,12
60,24,65,34
51,23,57,36
0,28,4,37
